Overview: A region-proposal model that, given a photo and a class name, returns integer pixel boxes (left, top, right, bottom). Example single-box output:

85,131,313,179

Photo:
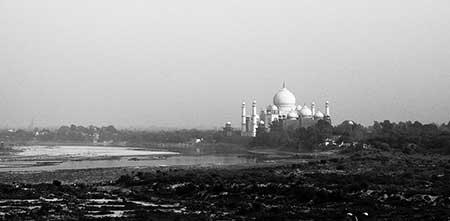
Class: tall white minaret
251,100,257,137
241,102,246,136
311,102,316,116
325,101,330,117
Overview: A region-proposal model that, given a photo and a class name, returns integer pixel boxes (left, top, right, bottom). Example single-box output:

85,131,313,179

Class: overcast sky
0,0,449,129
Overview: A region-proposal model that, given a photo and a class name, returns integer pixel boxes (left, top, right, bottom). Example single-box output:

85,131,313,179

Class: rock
52,180,61,186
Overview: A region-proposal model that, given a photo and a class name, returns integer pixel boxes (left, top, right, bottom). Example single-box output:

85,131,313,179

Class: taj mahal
240,82,331,137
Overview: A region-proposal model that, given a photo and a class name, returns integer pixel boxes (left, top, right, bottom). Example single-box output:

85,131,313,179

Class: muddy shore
0,149,449,220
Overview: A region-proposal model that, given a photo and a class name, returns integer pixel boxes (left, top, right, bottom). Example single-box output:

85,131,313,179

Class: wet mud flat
0,150,449,220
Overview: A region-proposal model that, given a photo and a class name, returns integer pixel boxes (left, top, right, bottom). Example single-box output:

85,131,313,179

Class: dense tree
251,119,450,154
1,120,450,154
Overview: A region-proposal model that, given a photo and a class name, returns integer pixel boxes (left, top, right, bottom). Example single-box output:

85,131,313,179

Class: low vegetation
2,120,450,156
0,150,448,220
0,125,238,146
251,120,450,154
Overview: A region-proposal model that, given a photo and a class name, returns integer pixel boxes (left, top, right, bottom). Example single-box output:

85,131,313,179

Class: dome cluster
240,82,331,137
267,83,330,120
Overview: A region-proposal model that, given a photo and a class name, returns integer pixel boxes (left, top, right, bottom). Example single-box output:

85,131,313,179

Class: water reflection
0,155,256,172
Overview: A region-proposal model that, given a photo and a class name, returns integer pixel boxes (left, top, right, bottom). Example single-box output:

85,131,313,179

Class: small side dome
267,104,278,111
287,111,299,119
300,105,312,117
342,120,355,125
296,105,302,111
314,111,324,118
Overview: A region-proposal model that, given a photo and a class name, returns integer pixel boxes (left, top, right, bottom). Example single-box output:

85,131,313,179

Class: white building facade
241,82,331,137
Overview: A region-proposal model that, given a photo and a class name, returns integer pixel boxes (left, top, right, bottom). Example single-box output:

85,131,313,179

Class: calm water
13,145,178,157
0,146,256,172
0,155,256,172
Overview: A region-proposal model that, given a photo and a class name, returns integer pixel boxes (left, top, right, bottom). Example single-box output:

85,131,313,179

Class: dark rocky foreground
0,150,449,220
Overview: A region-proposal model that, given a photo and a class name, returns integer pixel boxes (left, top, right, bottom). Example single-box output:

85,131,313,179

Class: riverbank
0,144,312,172
0,150,325,183
0,149,448,220
9,141,250,155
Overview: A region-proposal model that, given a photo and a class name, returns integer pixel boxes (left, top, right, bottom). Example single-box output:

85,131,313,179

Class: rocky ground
0,149,449,220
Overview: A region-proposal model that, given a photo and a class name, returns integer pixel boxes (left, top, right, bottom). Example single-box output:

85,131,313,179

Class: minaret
325,101,330,117
311,102,316,116
251,100,257,137
241,102,246,136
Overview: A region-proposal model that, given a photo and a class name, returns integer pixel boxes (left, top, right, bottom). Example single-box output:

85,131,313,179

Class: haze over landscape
1,0,449,128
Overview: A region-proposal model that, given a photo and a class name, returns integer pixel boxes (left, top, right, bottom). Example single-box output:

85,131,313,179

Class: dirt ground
0,149,449,220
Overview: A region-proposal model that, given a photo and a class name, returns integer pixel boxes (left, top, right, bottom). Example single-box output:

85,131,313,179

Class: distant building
223,122,233,137
241,82,332,137
92,133,100,143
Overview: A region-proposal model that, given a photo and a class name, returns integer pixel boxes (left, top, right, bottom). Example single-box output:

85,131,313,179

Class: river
0,145,255,172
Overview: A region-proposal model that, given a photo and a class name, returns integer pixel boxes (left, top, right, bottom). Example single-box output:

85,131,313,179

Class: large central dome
273,85,296,108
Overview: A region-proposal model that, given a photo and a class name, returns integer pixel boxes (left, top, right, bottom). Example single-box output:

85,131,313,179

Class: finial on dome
282,81,286,88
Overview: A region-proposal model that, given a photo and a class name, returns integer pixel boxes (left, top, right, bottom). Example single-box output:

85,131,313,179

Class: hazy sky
1,0,449,129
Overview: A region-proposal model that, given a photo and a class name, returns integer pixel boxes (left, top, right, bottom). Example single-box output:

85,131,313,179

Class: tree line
2,120,450,154
0,125,226,145
251,120,450,154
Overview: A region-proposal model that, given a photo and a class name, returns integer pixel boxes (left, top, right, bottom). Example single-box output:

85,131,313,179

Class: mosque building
240,82,331,137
